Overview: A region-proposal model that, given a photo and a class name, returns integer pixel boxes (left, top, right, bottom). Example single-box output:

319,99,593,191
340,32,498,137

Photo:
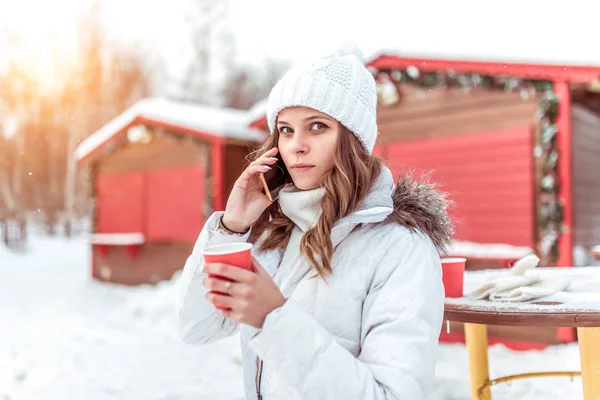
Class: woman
176,45,453,400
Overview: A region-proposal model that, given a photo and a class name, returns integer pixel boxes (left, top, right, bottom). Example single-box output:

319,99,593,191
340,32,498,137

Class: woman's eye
310,122,328,131
279,126,292,134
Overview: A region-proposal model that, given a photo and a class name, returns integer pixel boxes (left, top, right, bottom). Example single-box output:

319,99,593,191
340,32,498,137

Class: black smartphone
259,154,291,201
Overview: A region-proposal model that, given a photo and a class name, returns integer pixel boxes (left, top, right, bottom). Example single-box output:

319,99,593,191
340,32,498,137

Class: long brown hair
248,125,385,278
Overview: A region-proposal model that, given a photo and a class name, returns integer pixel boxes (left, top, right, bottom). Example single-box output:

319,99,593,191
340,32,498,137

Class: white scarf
278,185,326,233
270,185,326,289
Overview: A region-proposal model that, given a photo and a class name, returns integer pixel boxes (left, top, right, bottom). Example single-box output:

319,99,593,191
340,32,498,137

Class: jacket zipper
251,224,362,400
255,357,263,399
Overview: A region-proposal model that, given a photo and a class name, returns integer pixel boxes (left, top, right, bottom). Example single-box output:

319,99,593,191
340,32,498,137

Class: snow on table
447,267,600,313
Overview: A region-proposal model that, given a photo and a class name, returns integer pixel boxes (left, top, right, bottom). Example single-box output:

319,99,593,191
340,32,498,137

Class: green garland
373,68,562,264
89,162,97,234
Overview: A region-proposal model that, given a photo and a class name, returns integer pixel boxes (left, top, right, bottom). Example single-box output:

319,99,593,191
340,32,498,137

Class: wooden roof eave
367,55,600,83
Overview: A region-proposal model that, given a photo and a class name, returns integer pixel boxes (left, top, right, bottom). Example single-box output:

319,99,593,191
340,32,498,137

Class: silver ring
224,281,232,294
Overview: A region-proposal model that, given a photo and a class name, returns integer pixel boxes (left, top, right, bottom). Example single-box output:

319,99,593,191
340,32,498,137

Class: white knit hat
266,44,378,154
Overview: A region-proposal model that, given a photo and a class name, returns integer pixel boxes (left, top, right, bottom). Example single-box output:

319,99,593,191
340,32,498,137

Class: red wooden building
75,97,265,285
364,55,600,269
363,54,600,348
248,54,600,348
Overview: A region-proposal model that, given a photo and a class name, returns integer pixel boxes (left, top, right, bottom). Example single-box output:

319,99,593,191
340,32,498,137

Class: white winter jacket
176,166,452,400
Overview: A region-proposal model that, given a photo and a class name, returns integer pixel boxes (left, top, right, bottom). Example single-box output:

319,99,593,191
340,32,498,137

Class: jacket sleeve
175,211,252,345
248,230,445,400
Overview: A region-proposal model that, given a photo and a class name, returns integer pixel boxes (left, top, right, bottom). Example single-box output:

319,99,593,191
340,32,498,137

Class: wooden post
577,327,600,400
554,81,573,267
464,323,491,400
211,138,226,212
19,217,26,250
1,218,7,247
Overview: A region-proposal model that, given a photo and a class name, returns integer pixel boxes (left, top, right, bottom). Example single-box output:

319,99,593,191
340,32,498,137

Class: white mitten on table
490,277,569,302
471,254,542,301
508,253,540,276
471,275,539,300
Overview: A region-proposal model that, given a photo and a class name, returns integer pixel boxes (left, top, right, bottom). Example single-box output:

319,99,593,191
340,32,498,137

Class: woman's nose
290,132,309,154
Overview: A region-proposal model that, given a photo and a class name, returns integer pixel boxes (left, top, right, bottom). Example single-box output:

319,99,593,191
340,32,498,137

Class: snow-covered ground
0,236,585,400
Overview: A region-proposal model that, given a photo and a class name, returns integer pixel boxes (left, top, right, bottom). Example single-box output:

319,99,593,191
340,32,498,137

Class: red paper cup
203,243,253,310
591,245,600,261
441,257,466,298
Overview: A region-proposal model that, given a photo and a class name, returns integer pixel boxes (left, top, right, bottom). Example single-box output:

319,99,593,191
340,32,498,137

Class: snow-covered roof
75,97,266,162
366,49,600,70
247,98,268,126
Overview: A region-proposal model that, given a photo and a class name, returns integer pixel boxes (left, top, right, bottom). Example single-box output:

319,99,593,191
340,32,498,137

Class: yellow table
444,301,600,400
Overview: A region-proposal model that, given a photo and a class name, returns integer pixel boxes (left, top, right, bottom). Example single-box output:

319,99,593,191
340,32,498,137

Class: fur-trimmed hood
337,165,454,254
387,171,454,254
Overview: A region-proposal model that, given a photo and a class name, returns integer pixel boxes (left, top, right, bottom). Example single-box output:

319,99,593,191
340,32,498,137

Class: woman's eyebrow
302,115,334,122
277,115,334,125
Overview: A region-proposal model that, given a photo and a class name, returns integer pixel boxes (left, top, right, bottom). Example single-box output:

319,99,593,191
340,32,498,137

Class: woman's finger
249,147,279,167
203,263,256,283
238,164,273,183
202,276,236,294
221,309,243,323
262,146,279,157
250,164,273,174
249,156,279,168
206,291,234,309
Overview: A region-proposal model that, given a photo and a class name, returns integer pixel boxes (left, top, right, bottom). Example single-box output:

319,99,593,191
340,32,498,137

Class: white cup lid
202,242,253,256
441,257,466,263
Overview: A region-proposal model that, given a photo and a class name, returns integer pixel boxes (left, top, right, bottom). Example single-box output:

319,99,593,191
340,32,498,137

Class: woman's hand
202,257,286,329
221,147,281,233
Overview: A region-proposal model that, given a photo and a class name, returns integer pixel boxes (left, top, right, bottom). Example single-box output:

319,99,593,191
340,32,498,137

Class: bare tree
0,33,39,215
0,135,16,213
223,58,290,110
59,3,150,225
171,0,234,105
0,2,150,233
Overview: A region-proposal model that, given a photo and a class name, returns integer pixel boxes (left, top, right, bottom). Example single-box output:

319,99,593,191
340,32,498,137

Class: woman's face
276,107,340,190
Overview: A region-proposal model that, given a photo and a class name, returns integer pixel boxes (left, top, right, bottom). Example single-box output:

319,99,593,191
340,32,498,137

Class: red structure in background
381,126,536,247
367,54,600,349
76,98,265,285
367,54,600,268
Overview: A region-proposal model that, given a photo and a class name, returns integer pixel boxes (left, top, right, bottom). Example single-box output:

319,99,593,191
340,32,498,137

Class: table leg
577,327,600,400
464,323,491,400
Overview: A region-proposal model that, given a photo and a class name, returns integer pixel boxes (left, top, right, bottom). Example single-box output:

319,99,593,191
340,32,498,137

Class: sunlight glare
0,0,84,92
2,115,19,139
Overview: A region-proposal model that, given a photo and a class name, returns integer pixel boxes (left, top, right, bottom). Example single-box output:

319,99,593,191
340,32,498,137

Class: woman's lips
291,165,314,172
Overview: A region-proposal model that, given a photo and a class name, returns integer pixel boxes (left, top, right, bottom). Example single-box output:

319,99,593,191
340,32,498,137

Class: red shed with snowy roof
367,54,600,348
364,55,600,271
75,98,265,285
